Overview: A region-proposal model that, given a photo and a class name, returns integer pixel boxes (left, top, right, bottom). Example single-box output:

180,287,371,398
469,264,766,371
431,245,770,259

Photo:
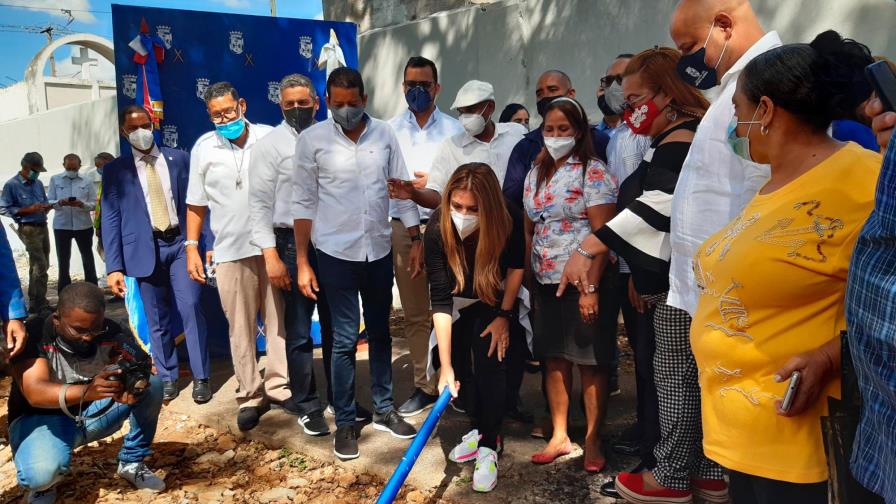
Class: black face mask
56,335,98,359
597,95,617,118
283,106,315,133
536,96,560,119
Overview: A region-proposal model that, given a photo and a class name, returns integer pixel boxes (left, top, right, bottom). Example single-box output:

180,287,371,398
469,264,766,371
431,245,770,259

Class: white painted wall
0,96,119,282
0,83,29,124
354,0,896,123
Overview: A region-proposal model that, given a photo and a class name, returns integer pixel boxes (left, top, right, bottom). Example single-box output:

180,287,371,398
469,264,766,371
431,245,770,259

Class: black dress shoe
162,380,179,401
237,404,270,431
192,379,212,404
397,388,438,418
505,403,534,424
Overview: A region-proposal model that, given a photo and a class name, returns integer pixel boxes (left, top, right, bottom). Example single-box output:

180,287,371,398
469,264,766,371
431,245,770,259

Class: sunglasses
600,74,622,89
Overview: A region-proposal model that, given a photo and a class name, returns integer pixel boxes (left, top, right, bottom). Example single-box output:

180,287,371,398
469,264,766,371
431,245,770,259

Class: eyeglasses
600,74,622,89
404,80,434,90
621,94,654,112
58,318,108,340
209,108,240,124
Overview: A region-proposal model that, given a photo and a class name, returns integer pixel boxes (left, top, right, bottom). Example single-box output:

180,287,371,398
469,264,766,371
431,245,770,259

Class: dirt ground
0,377,458,504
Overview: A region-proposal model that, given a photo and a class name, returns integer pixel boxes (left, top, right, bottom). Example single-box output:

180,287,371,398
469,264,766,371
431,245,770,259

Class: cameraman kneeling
8,282,164,503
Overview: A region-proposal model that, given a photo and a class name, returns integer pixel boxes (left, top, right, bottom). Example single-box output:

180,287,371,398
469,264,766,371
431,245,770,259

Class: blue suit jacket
101,146,210,278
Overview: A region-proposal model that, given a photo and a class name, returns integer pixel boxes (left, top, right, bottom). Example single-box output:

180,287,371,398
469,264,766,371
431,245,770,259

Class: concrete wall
0,95,119,281
333,0,895,123
0,83,29,124
324,0,470,32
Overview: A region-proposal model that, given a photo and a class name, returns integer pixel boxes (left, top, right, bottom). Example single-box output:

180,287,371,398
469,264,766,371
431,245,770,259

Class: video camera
106,337,152,396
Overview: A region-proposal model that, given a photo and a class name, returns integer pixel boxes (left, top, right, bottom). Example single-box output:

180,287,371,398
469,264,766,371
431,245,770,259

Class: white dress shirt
667,31,782,316
249,121,301,250
292,116,420,262
132,146,180,230
388,107,464,220
187,121,274,263
426,121,527,194
607,123,652,186
48,171,96,231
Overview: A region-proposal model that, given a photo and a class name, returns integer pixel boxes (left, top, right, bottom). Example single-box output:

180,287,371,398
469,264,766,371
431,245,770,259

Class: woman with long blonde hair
425,162,525,493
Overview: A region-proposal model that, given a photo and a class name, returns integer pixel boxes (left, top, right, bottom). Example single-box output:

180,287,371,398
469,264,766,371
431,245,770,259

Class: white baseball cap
451,80,495,110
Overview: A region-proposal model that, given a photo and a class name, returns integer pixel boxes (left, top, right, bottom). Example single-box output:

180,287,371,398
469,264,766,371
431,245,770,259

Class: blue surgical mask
727,107,761,162
215,112,246,140
677,22,730,90
405,86,433,114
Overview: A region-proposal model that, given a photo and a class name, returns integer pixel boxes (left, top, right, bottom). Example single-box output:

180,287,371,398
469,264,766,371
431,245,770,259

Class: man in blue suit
101,105,212,403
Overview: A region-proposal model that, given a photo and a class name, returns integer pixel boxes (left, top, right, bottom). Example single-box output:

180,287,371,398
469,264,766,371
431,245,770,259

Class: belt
19,222,47,227
152,226,181,242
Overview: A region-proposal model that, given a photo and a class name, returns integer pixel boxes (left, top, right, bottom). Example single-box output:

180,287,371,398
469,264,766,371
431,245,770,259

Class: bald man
612,1,782,503
502,70,610,209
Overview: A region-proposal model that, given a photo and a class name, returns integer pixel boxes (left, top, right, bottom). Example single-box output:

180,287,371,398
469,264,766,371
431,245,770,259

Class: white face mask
450,209,480,239
544,136,576,160
64,170,80,179
459,112,487,136
128,128,155,151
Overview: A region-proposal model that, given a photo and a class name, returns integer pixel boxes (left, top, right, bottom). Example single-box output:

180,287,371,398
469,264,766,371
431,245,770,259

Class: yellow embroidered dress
690,142,881,483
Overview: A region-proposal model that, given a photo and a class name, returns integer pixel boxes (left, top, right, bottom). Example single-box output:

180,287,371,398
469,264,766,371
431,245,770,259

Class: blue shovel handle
376,387,453,504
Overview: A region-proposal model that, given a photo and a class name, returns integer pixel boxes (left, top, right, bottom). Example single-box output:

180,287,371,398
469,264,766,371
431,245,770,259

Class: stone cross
71,47,98,81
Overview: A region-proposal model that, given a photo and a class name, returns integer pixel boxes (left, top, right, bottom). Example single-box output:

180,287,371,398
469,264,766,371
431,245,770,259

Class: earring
666,109,678,121
760,125,769,136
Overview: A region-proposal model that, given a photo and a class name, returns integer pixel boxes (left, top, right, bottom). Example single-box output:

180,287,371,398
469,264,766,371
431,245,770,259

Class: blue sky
0,0,323,86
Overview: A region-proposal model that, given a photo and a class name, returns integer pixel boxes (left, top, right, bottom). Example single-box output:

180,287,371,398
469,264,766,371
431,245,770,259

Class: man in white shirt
389,79,526,209
387,56,463,418
184,82,284,433
612,1,781,501
48,153,98,292
248,73,331,437
293,67,420,461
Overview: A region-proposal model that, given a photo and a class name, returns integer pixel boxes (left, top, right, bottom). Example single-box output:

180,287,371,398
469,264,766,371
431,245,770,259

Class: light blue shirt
0,174,49,224
47,171,97,231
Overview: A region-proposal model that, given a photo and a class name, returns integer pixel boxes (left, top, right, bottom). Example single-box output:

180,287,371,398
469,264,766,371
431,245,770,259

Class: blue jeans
9,375,164,491
275,229,333,415
317,251,394,427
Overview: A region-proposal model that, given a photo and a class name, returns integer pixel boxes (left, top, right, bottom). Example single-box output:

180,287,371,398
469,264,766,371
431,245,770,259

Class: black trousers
598,265,659,467
452,301,510,450
54,228,97,293
728,470,827,504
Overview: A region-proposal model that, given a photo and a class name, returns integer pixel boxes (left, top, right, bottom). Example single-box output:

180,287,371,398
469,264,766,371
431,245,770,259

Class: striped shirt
606,123,652,274
595,120,698,295
845,131,896,502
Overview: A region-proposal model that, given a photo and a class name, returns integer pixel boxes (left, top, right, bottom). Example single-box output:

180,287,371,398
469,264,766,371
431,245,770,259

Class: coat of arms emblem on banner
156,25,172,49
268,82,280,104
299,36,313,59
162,125,178,148
196,78,210,100
122,74,137,99
229,31,244,54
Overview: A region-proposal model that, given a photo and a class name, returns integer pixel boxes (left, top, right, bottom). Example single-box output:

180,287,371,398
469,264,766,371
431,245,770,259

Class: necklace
229,142,246,189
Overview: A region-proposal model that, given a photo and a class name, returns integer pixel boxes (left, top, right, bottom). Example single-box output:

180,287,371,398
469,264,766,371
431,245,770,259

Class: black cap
21,152,46,172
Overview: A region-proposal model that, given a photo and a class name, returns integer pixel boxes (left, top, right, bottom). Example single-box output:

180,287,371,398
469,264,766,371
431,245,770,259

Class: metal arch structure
23,33,114,115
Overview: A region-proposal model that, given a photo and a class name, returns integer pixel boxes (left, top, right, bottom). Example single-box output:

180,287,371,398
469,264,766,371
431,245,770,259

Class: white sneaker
117,461,166,492
472,447,498,492
26,486,57,504
449,429,481,463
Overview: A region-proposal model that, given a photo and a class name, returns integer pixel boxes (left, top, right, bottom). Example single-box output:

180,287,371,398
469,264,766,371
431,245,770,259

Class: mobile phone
866,60,896,113
68,196,77,202
780,371,801,413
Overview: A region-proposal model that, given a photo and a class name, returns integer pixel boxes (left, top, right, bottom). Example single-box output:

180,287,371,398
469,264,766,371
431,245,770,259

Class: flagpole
270,0,277,16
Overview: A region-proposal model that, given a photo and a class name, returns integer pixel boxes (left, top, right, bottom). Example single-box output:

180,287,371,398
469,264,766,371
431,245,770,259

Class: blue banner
111,4,358,154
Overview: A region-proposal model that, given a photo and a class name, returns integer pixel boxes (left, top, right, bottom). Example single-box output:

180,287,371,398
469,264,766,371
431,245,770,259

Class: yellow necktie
143,155,171,231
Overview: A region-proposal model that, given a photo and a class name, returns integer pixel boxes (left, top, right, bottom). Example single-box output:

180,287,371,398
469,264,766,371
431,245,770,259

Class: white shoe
472,447,498,492
448,429,481,463
26,486,57,504
117,461,166,492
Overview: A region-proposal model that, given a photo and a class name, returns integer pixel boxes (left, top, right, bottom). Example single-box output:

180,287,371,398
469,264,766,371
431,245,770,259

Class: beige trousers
390,219,437,395
216,256,289,408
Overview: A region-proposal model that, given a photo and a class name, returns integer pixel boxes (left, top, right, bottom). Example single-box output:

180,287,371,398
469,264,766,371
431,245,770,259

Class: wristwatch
494,307,514,320
184,240,200,248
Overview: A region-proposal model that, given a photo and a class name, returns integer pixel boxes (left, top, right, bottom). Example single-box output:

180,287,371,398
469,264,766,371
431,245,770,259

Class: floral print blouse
524,155,618,284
